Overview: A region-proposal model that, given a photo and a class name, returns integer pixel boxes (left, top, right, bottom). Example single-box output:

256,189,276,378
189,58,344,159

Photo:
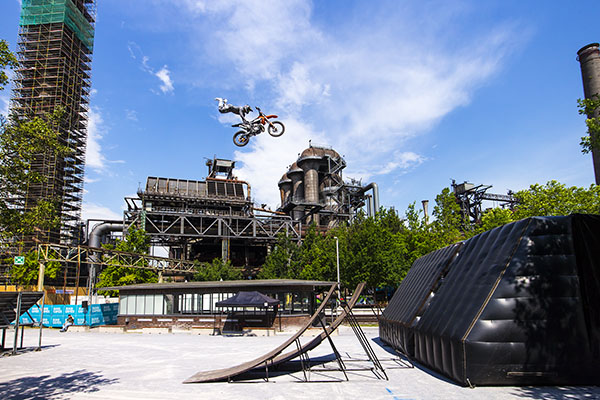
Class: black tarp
215,291,279,308
380,214,600,386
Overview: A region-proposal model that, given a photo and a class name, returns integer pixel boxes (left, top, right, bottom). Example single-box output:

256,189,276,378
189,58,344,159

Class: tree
6,249,61,287
578,96,600,154
297,224,335,281
0,109,70,247
478,207,515,233
344,210,407,289
193,258,243,281
0,39,17,91
96,229,158,295
258,233,301,279
513,180,600,219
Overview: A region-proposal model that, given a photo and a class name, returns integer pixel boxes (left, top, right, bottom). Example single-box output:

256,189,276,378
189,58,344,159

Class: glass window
196,294,202,313
212,294,219,312
154,294,163,315
164,294,174,314
126,295,136,315
202,294,211,313
144,295,154,315
135,295,145,315
181,294,193,314
120,295,128,314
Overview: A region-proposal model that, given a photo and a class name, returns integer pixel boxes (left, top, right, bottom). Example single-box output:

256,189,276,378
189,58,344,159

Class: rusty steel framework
278,144,373,229
124,158,302,269
452,180,518,224
10,0,96,246
37,243,198,274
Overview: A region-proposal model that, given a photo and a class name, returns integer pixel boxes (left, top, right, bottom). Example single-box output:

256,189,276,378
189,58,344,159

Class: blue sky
1,0,599,222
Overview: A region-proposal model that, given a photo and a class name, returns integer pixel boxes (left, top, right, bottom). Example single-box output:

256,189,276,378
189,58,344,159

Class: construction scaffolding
11,0,96,246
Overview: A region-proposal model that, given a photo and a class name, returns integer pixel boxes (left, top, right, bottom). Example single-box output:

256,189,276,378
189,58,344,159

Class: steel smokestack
577,42,600,184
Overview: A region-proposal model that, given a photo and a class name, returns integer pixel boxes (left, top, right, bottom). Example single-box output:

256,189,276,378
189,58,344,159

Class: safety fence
17,303,118,327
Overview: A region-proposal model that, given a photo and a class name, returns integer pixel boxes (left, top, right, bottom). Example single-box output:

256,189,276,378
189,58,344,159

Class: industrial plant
123,157,301,273
277,144,379,228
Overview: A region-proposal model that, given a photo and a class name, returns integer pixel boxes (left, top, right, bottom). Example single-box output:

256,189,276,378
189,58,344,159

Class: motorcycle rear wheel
233,131,250,147
268,121,285,137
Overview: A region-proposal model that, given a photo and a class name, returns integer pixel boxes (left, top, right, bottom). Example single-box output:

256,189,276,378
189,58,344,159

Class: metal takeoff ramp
184,282,386,383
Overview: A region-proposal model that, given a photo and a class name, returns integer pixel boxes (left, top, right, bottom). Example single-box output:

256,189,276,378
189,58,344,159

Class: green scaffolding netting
20,0,95,51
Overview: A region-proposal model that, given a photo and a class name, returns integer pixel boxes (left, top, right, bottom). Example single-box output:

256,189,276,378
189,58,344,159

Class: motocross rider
215,98,252,123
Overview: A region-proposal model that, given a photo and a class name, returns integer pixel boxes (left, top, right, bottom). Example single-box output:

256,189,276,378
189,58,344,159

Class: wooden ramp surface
183,283,366,384
183,283,337,383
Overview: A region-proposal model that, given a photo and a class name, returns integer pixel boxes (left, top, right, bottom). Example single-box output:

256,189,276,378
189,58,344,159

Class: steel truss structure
124,158,302,268
125,204,301,243
37,243,198,275
452,180,518,224
11,0,96,246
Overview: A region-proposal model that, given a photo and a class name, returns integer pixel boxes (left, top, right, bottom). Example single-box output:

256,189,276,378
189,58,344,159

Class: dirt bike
232,107,285,147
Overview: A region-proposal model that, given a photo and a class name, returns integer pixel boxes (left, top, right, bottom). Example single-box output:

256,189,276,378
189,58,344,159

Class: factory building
124,158,301,273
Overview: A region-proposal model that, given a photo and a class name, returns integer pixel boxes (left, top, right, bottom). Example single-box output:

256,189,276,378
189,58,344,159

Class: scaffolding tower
10,0,96,246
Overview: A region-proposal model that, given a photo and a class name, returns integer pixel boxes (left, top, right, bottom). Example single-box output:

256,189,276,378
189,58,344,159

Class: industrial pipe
87,221,123,307
88,222,124,249
360,182,380,216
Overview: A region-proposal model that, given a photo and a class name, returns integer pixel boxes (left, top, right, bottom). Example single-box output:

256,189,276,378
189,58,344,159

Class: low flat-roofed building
104,279,335,331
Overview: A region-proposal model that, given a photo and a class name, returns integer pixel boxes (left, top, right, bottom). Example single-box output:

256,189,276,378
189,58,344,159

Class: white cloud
85,108,107,172
125,109,138,121
233,118,325,206
169,0,521,207
81,202,122,222
128,41,175,94
155,66,174,94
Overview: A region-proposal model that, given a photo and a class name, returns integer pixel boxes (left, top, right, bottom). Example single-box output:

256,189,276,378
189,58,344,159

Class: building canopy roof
103,279,335,293
215,291,279,308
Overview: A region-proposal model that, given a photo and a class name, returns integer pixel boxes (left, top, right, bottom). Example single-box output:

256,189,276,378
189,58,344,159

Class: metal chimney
577,43,600,184
421,200,429,223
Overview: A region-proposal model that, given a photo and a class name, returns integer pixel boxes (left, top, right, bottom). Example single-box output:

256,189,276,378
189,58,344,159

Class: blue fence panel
16,304,119,328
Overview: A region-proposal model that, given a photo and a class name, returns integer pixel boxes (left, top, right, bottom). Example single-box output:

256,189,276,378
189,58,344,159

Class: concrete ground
0,326,598,400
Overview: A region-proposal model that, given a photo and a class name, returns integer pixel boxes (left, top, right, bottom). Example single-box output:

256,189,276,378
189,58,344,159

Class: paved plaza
0,327,598,399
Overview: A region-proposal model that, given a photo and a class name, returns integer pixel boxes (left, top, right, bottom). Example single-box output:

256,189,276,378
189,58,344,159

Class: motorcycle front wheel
233,131,250,147
268,121,285,137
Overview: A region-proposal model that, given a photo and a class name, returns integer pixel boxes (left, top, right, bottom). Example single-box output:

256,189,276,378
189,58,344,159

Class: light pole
334,236,340,304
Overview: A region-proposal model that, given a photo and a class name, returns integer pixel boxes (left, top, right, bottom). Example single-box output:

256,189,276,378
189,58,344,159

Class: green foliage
478,207,515,233
258,233,301,279
260,180,599,291
113,228,150,253
7,249,61,287
578,96,600,154
513,180,600,218
97,229,157,296
193,258,243,281
0,109,70,245
0,39,17,91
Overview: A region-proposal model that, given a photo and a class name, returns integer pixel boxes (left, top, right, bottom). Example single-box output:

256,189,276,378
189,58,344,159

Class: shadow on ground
0,344,60,358
0,369,119,399
510,386,600,399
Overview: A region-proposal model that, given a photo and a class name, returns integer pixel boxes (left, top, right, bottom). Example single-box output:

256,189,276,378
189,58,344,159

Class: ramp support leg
342,303,388,380
318,316,348,381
